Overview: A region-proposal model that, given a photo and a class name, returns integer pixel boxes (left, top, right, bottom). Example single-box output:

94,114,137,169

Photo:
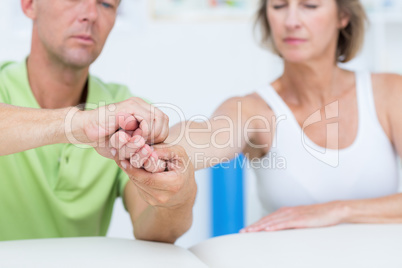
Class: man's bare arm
0,97,169,157
0,103,83,156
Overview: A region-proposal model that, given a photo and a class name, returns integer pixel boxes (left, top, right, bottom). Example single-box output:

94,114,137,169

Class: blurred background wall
1,0,401,248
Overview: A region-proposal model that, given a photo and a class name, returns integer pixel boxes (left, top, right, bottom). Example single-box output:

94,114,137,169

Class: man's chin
62,51,99,69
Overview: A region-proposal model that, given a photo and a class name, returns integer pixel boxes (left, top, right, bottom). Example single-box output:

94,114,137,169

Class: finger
125,102,169,145
241,214,277,232
109,130,139,158
138,119,150,142
256,215,296,232
119,135,145,160
143,151,167,173
264,219,302,232
120,161,176,190
117,112,139,131
130,144,153,169
159,123,170,144
117,135,145,161
148,119,163,145
133,128,143,139
138,106,167,144
240,211,290,233
240,220,269,233
110,131,131,150
147,113,168,145
123,130,135,137
153,109,169,144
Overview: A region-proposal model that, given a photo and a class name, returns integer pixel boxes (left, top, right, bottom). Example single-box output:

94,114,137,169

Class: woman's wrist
333,201,353,224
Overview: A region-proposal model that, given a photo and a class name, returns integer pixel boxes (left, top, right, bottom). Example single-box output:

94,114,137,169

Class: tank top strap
255,84,293,120
355,71,379,128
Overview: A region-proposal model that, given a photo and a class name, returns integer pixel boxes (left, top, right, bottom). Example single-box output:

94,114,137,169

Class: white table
0,237,207,268
1,225,401,267
189,224,402,268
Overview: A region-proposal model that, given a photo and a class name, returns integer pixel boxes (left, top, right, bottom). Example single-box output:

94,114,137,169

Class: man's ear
21,0,37,20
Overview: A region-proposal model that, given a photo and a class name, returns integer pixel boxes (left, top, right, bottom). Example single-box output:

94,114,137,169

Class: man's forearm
0,103,83,156
340,193,402,224
133,202,194,244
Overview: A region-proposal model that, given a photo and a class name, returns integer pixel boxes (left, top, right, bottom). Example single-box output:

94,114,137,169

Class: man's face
32,0,119,69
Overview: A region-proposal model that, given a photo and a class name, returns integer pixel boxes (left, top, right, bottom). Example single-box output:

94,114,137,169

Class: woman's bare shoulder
217,92,274,118
372,73,402,151
372,73,402,97
371,73,402,107
245,92,275,116
372,73,402,134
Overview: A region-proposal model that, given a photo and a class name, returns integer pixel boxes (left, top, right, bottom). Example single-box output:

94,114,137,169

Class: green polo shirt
0,61,132,241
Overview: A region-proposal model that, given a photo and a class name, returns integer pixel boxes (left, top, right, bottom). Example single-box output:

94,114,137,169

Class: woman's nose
284,6,302,30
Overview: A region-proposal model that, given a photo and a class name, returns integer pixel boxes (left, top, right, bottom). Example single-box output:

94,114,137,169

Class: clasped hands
76,97,196,209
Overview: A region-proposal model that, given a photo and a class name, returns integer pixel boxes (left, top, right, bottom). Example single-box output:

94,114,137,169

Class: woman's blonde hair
255,0,368,63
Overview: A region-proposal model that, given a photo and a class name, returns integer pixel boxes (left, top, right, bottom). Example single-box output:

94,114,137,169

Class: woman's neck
278,61,347,108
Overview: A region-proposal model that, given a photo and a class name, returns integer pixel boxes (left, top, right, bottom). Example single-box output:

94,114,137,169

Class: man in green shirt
0,0,196,243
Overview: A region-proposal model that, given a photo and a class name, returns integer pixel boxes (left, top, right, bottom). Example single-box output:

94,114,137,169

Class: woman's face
267,0,349,63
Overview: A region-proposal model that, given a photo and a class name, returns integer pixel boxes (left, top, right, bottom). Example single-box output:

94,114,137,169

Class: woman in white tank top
122,0,402,232
237,0,402,232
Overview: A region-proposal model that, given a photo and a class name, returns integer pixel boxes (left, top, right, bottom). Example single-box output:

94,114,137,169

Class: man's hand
69,97,169,159
113,144,197,243
240,202,348,233
116,144,196,209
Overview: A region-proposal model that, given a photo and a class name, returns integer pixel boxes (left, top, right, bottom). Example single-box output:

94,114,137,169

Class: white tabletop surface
0,237,207,268
189,224,402,268
2,225,401,267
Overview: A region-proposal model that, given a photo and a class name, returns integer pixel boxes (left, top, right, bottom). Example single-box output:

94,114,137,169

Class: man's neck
27,51,89,109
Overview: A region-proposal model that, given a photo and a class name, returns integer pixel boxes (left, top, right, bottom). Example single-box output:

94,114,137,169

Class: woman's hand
240,201,349,233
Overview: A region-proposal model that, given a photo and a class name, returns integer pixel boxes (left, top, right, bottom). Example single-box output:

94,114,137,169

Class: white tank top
253,72,400,213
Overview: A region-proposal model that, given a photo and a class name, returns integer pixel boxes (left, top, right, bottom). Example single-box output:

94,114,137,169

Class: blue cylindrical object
211,154,245,237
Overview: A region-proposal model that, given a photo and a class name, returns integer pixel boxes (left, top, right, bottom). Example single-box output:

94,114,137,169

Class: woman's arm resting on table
341,194,402,224
241,194,402,233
